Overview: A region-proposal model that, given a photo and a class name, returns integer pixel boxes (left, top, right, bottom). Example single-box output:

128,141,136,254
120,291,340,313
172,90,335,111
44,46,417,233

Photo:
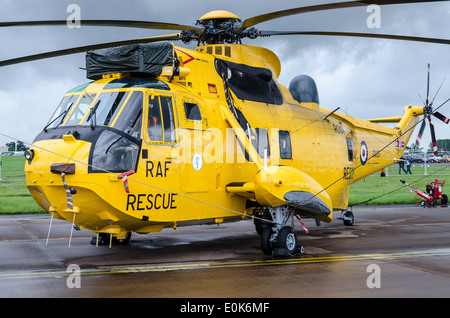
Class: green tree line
435,139,450,152
4,141,29,152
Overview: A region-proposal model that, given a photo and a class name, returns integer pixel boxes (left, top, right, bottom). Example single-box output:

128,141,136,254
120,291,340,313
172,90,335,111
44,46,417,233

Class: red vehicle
400,179,448,207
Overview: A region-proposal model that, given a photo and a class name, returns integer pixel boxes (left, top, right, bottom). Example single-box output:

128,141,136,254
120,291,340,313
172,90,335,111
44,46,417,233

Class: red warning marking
175,48,195,64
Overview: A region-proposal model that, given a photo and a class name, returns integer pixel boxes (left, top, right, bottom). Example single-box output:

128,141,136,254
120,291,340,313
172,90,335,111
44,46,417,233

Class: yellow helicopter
1,1,449,255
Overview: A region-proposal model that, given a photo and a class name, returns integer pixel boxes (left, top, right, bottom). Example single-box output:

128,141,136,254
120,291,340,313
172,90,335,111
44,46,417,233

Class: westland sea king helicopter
1,0,449,255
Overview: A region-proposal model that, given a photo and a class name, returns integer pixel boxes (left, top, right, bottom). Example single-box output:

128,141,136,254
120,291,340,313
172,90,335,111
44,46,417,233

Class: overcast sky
1,0,449,151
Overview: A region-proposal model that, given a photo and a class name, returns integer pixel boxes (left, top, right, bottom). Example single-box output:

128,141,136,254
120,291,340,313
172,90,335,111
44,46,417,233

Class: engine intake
288,74,319,104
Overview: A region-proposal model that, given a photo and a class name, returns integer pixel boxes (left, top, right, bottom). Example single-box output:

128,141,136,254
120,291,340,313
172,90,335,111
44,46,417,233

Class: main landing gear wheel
113,232,132,244
277,226,298,254
90,232,132,245
261,226,302,256
259,205,305,256
340,210,354,226
260,227,274,255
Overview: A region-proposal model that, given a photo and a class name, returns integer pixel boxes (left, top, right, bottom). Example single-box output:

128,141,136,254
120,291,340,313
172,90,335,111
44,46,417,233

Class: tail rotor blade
426,63,430,106
432,111,450,124
429,119,438,155
415,119,426,145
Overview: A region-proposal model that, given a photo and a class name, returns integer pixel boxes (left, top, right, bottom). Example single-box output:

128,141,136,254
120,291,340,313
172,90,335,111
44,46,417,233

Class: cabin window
146,95,176,143
112,91,143,139
64,94,96,126
82,91,129,127
346,138,356,162
45,94,79,130
279,130,292,159
184,102,202,121
255,128,270,158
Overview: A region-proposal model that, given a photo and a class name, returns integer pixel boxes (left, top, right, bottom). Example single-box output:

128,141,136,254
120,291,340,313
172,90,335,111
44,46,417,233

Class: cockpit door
123,92,180,217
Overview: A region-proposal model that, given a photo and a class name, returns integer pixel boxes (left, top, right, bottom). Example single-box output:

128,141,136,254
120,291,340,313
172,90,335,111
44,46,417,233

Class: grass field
1,155,450,214
0,155,45,214
348,164,450,205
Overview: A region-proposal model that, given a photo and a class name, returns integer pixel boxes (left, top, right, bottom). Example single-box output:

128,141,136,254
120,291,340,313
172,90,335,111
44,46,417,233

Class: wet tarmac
1,205,450,300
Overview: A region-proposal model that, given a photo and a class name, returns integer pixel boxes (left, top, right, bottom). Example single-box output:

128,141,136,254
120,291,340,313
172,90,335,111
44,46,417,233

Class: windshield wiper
43,102,73,132
86,100,101,129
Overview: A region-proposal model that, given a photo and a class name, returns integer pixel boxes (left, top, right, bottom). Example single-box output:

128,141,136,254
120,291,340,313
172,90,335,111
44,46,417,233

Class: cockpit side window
161,96,176,143
184,102,202,121
113,91,143,139
146,94,176,143
64,94,95,126
147,95,163,141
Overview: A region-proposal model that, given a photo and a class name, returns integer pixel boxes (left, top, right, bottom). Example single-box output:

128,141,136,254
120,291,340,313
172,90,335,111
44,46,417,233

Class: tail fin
369,105,424,141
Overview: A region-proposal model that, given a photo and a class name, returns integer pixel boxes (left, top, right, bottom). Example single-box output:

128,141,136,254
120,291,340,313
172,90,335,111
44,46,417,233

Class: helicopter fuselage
25,43,421,240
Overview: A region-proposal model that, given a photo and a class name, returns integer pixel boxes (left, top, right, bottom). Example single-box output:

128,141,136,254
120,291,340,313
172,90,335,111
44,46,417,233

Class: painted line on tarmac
1,250,450,280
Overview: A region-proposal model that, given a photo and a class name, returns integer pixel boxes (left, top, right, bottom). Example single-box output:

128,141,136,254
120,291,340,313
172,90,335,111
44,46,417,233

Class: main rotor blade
415,119,426,145
0,33,181,67
240,0,443,30
433,111,450,124
0,19,202,34
259,30,450,45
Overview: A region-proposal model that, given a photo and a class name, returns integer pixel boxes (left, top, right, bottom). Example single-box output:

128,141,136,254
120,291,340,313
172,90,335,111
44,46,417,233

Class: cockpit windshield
82,91,130,127
64,94,96,126
45,89,145,137
45,94,79,130
39,78,172,173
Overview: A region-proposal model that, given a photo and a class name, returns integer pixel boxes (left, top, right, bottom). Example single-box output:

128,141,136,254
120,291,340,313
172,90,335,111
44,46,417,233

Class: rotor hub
198,10,240,21
190,10,254,45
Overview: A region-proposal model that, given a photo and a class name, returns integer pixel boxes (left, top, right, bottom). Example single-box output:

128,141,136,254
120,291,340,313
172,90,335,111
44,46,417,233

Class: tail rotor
415,63,449,155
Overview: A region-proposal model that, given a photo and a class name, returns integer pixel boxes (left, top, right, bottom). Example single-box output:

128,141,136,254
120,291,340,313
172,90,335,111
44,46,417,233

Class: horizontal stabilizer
368,116,402,123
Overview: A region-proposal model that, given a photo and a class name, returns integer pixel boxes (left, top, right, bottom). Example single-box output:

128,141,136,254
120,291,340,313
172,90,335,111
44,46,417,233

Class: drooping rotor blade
0,20,202,34
428,118,438,155
432,111,450,124
259,30,450,46
415,119,426,145
240,0,443,30
0,33,181,67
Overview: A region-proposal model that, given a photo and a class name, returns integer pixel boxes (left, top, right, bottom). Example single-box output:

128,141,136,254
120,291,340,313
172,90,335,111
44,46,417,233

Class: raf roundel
360,141,368,165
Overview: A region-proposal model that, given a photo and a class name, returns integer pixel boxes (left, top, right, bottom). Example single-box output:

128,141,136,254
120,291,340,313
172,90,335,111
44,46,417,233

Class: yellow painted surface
25,43,423,237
